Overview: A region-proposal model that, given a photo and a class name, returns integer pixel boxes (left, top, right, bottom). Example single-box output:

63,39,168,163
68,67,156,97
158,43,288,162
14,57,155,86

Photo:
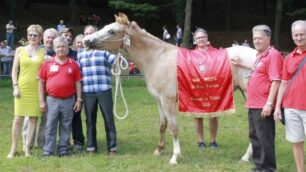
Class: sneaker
108,151,116,158
74,144,83,153
251,167,262,172
87,147,96,153
210,141,219,148
59,153,68,157
43,151,53,157
58,151,68,157
198,142,206,149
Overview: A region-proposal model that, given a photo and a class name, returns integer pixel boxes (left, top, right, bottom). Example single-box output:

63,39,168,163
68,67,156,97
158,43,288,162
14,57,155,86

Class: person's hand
40,101,47,112
74,100,82,112
273,108,282,122
230,56,242,66
261,104,272,118
13,86,20,98
44,55,52,61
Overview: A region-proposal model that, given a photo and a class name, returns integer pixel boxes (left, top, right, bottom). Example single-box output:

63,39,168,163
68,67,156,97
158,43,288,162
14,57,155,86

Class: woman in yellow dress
7,24,45,158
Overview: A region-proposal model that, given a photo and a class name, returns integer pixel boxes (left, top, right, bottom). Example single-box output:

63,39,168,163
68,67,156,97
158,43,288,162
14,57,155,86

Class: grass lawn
0,78,297,172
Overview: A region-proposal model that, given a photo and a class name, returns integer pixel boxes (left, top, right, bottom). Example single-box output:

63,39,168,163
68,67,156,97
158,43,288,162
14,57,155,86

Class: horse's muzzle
84,39,94,49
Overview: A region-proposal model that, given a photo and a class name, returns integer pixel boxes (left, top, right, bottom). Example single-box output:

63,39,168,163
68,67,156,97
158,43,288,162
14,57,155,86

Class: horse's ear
115,12,130,25
124,21,141,34
130,21,140,30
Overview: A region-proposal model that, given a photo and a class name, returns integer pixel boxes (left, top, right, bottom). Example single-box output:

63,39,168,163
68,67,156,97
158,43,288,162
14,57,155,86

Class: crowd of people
2,18,306,172
5,22,117,159
162,21,306,172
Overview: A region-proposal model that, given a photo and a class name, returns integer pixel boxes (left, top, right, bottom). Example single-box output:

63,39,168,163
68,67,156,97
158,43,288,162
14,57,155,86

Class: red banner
177,48,235,117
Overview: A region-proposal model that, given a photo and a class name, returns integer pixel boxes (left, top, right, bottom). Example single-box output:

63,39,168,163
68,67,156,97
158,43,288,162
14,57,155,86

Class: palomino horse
83,13,256,164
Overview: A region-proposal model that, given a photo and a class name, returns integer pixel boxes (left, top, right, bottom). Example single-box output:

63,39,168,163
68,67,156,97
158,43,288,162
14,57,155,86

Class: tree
10,0,18,22
69,0,79,26
274,0,283,49
109,0,158,20
172,0,185,25
225,0,231,31
182,0,192,48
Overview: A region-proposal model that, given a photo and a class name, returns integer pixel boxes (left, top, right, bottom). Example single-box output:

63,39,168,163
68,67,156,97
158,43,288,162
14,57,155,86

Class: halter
106,28,132,120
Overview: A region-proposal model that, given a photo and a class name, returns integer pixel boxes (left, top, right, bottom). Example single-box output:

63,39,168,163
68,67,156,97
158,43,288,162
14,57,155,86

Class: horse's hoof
169,159,178,165
153,149,161,156
7,152,17,159
240,155,251,163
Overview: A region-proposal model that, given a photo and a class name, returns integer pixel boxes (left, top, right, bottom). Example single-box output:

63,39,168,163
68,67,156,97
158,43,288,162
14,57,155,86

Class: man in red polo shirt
247,25,283,172
274,20,306,172
38,36,82,156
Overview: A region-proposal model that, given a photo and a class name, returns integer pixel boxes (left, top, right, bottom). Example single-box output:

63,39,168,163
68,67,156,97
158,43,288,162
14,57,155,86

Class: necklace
26,45,39,59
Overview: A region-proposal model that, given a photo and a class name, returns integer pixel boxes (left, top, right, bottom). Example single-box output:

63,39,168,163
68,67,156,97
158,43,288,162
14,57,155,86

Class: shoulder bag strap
288,56,306,86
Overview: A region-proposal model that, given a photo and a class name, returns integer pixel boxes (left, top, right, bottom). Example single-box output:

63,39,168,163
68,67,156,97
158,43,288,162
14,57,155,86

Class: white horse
83,13,256,164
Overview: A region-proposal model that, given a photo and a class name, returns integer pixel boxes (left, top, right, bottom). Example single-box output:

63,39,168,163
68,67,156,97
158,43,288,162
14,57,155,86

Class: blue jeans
83,89,117,152
6,32,14,48
1,60,12,75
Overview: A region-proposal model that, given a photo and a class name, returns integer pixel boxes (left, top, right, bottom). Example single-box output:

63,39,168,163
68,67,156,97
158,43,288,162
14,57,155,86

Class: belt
48,95,74,100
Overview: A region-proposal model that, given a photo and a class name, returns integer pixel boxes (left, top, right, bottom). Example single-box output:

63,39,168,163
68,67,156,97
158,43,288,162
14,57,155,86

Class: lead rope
111,52,129,119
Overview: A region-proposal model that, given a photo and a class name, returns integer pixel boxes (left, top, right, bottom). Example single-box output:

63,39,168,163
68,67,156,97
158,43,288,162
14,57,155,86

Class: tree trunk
69,0,79,26
182,0,193,48
274,0,283,49
225,0,231,31
10,0,18,22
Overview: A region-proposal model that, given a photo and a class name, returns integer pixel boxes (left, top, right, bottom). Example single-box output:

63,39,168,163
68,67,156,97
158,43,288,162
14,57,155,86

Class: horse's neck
125,35,176,72
226,46,257,91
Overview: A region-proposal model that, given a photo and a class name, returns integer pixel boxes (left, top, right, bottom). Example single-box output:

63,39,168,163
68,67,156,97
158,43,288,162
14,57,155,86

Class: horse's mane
115,13,164,43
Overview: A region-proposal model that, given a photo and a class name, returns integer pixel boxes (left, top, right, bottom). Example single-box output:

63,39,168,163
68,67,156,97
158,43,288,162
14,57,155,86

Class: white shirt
6,24,15,33
0,46,13,62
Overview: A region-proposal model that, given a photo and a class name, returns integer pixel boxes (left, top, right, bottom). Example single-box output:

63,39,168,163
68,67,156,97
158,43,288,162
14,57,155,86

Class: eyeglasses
195,36,207,40
27,34,39,38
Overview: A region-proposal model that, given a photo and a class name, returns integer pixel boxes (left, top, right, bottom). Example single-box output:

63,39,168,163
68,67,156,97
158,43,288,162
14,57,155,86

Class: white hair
252,25,271,37
194,28,208,37
53,36,68,47
44,28,59,38
291,20,306,30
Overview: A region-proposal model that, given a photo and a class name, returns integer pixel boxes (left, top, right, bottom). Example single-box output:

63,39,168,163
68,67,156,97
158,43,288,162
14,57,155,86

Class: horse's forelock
115,13,130,25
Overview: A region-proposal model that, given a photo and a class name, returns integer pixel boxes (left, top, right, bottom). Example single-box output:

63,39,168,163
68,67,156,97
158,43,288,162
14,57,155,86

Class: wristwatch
266,102,273,107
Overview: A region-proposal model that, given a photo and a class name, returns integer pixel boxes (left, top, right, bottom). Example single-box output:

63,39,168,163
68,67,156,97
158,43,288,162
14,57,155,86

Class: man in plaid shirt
77,25,117,156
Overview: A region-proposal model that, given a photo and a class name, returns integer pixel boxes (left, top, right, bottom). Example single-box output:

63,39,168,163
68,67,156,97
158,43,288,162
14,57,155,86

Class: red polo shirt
38,57,82,98
247,47,283,108
195,45,217,53
282,48,306,110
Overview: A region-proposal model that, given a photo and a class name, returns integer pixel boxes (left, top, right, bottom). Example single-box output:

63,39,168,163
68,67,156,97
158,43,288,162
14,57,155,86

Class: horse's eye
108,30,115,35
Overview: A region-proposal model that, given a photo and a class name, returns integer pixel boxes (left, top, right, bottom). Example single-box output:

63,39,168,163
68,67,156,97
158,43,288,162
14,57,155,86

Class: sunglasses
27,33,39,38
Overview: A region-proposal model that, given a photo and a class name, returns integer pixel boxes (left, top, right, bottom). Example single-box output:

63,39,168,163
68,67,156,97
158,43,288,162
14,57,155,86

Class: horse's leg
241,143,253,162
153,101,167,156
237,87,253,162
160,97,180,165
168,114,181,165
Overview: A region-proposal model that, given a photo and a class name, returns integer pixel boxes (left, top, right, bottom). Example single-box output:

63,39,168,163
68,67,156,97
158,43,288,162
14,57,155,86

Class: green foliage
286,8,306,17
109,0,158,19
172,0,185,24
284,0,306,17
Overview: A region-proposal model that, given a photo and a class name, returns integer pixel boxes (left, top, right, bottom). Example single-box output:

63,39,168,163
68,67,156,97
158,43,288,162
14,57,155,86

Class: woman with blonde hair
7,24,45,158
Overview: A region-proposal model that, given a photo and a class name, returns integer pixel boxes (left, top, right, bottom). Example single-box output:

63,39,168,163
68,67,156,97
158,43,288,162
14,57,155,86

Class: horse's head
83,13,130,51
